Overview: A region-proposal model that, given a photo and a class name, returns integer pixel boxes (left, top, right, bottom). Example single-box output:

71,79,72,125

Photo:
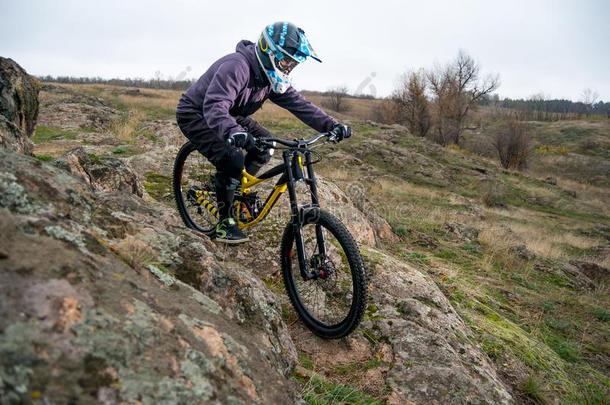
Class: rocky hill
1,59,609,404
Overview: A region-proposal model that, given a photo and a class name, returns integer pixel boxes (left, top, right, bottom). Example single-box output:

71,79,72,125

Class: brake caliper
310,254,330,279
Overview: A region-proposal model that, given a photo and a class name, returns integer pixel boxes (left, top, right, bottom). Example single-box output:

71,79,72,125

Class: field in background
33,83,610,403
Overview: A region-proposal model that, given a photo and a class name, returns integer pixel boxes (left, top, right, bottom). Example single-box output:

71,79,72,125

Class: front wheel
280,209,368,339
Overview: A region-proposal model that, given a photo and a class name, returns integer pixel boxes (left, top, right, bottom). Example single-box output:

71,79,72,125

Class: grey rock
0,57,39,155
54,147,144,196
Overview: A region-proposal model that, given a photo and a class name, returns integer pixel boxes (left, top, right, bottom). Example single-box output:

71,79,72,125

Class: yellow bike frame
193,153,306,230
236,170,288,229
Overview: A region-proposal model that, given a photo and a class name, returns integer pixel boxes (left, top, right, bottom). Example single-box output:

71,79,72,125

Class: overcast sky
1,0,608,100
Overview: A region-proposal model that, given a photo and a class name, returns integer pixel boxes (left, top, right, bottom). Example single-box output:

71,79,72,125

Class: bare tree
393,70,431,137
322,85,351,113
581,88,599,117
494,118,530,170
427,50,499,145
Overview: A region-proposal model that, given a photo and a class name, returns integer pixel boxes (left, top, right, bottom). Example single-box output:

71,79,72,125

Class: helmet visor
275,56,299,74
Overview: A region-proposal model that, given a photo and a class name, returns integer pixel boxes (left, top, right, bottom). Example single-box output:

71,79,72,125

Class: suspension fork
304,151,327,257
285,150,315,280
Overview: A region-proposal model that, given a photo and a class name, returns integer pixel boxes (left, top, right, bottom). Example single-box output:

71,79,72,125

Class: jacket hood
236,40,269,88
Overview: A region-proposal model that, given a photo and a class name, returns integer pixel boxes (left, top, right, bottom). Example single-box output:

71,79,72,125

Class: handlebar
227,131,337,149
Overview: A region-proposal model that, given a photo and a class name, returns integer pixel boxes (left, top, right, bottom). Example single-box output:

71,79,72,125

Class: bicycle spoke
290,221,354,326
177,143,218,232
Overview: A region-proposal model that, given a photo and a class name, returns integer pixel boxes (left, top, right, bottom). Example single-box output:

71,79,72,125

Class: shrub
494,119,530,170
482,181,507,208
373,98,401,124
392,70,431,137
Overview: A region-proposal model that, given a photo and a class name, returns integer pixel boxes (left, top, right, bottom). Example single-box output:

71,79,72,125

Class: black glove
227,132,256,151
329,123,352,142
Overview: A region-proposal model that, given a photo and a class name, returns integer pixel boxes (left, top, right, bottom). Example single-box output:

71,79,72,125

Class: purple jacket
177,40,336,140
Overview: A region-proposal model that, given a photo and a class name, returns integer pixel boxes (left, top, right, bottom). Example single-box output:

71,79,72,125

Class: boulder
0,149,299,404
0,57,40,154
38,100,120,131
54,147,144,197
363,248,513,404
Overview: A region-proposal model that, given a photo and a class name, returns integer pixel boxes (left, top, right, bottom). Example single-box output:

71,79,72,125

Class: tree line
38,75,194,90
481,94,610,120
38,75,377,102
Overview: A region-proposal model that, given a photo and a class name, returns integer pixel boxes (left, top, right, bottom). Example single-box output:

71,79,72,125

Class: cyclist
176,22,352,244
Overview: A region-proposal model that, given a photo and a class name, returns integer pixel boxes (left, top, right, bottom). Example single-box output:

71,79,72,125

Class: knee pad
214,147,244,180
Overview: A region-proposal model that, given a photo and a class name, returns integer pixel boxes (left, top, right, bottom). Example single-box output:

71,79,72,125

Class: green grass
87,152,103,164
35,154,54,162
298,352,315,370
541,325,581,363
79,126,99,133
293,374,381,405
403,251,430,265
364,303,383,321
140,128,160,144
112,145,129,155
519,375,546,403
144,172,173,203
32,125,76,143
481,336,505,360
592,307,610,322
332,359,385,375
111,145,140,156
391,223,409,238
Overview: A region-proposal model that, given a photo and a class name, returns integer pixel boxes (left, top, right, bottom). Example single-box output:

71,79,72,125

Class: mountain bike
172,132,367,339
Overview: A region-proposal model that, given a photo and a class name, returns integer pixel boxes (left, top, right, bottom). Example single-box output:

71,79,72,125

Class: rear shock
194,189,219,218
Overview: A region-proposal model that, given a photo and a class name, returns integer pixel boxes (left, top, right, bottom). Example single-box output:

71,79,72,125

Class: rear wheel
280,209,368,339
173,142,218,234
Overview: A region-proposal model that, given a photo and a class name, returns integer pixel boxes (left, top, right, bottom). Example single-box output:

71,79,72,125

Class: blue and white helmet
255,22,321,94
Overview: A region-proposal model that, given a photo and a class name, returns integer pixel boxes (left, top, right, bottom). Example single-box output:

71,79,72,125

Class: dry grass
555,177,610,215
110,235,156,269
377,176,443,200
110,109,146,143
251,94,384,124
253,102,296,121
116,91,181,112
486,222,599,259
478,225,522,270
38,87,74,106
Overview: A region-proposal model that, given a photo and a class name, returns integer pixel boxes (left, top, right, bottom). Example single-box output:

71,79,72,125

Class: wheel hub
310,254,333,279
